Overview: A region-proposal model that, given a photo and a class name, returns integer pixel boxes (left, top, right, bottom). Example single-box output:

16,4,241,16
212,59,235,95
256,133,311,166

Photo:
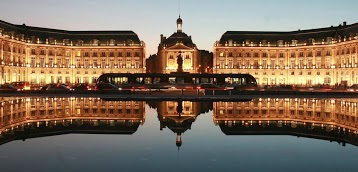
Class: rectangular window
65,58,70,67
299,52,304,57
48,58,53,67
316,50,321,56
290,60,295,68
228,60,233,68
279,52,284,58
220,60,224,68
308,59,313,68
110,59,114,68
291,52,295,58
228,52,233,57
299,59,304,68
253,60,258,68
270,60,275,68
31,57,36,67
237,52,242,57
40,57,45,67
84,59,89,68
262,60,267,68
245,60,250,67
76,58,81,68
279,59,284,68
262,52,267,58
135,60,140,68
126,58,131,68
102,59,106,68
57,57,62,67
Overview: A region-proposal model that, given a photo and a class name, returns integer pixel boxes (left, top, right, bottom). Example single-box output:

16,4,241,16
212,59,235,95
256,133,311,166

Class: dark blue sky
1,0,357,55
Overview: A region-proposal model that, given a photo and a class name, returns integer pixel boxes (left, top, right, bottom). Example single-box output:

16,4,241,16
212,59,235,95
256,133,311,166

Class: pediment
166,43,195,50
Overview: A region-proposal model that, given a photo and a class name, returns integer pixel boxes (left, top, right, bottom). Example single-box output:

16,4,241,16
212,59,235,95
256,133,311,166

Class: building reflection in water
1,98,358,147
148,100,212,149
213,98,358,146
0,97,145,145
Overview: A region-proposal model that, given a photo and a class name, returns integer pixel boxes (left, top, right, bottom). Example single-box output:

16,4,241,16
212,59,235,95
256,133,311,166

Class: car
72,83,90,91
0,84,18,92
267,85,295,91
40,84,74,93
11,81,31,90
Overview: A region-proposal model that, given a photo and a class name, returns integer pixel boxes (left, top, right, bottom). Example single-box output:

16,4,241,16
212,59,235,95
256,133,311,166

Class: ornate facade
0,20,146,85
146,17,213,73
1,98,357,146
0,97,145,144
213,99,358,145
214,22,358,86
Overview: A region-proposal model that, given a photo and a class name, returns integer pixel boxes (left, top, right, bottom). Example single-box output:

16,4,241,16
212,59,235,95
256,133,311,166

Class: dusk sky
1,0,357,56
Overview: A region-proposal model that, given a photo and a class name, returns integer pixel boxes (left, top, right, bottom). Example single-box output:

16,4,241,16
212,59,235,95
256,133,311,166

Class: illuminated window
84,59,89,68
262,52,267,58
299,52,304,57
262,60,267,68
135,52,140,57
245,60,250,67
217,52,224,57
110,59,114,68
31,57,36,67
75,58,81,68
228,60,233,68
49,58,53,67
279,52,284,58
101,59,106,67
40,57,45,67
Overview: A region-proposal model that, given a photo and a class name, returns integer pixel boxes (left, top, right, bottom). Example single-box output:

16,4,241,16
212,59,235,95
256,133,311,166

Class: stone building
146,17,213,73
214,22,358,86
0,20,146,85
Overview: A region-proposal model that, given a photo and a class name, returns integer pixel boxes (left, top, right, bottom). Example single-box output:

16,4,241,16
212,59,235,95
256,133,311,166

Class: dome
176,141,182,148
163,32,194,47
177,17,182,23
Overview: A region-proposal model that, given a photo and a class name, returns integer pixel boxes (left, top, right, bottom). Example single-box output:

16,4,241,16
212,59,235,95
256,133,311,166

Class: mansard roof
219,22,358,46
0,19,141,45
162,32,195,48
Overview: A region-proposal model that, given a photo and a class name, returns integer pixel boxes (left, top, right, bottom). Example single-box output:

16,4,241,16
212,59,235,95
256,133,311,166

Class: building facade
214,22,358,86
0,20,146,85
213,98,358,145
146,17,213,74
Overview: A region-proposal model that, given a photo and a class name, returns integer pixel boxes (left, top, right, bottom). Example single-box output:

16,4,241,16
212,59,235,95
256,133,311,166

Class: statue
177,51,184,73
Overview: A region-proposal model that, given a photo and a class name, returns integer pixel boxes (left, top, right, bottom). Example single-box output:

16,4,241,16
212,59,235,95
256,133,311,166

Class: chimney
343,21,347,26
160,34,163,43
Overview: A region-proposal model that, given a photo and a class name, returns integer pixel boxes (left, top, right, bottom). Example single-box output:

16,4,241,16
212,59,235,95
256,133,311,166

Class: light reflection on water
0,97,357,172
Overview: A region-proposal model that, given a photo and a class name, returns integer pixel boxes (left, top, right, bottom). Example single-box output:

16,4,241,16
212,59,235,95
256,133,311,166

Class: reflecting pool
0,97,357,172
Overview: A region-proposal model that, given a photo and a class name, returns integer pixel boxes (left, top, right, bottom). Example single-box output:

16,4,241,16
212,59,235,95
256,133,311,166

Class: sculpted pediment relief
166,43,194,50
